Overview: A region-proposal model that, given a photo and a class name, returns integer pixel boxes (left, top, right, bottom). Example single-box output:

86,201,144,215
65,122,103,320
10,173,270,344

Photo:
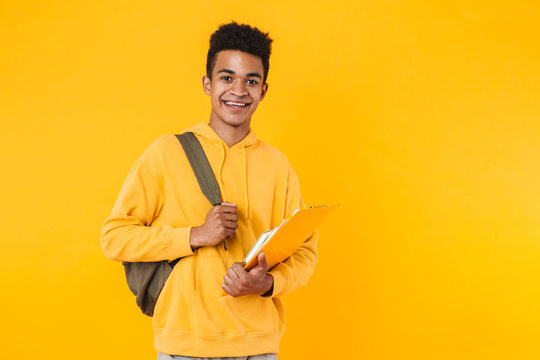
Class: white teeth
225,101,248,107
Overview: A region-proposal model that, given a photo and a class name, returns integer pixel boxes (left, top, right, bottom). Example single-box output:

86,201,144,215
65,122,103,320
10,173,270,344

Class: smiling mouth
222,100,251,108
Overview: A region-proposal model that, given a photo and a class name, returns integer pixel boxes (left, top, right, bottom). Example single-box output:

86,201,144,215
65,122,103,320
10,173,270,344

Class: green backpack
122,132,221,316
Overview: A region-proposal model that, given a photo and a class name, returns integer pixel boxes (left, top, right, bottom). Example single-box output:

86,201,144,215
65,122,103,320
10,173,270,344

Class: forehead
213,50,264,76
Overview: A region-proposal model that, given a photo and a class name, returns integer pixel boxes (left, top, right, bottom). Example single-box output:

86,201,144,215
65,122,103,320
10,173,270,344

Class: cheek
249,102,260,113
212,93,223,104
250,89,263,100
213,87,227,100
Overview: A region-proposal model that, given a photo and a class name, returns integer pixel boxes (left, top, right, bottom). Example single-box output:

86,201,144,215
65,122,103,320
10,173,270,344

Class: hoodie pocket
191,254,280,335
224,294,281,334
191,254,232,335
153,256,197,333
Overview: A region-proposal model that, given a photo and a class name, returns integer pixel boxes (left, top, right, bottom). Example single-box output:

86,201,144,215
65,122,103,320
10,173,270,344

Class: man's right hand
189,203,238,250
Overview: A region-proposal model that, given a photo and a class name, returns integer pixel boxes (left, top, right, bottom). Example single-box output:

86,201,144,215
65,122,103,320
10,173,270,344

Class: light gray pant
157,352,278,360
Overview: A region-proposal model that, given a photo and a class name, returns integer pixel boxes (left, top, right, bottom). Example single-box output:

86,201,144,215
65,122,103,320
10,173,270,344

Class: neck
208,118,251,148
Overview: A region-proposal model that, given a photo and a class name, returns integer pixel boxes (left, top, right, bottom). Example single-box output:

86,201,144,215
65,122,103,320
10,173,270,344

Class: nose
231,79,248,97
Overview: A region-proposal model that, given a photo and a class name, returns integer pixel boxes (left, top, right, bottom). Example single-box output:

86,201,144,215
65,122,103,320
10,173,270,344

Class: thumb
256,252,269,272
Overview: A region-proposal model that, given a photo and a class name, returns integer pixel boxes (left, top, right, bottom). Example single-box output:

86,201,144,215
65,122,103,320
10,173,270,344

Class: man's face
203,50,268,130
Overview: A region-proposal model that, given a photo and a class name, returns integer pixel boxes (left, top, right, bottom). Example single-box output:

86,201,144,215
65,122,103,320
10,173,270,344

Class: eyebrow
217,68,262,79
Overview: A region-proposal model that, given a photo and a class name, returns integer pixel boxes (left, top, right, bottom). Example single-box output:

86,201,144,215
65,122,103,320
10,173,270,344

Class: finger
222,213,238,222
258,252,269,270
231,263,251,292
231,262,249,282
223,274,242,295
219,203,238,213
224,220,238,230
227,267,241,281
223,274,238,290
222,282,236,297
256,252,270,272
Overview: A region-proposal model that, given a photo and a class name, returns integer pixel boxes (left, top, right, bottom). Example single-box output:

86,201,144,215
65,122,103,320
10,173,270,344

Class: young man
101,22,318,359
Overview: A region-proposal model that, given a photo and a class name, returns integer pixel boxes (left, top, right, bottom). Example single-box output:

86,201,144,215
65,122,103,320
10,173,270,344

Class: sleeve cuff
168,226,195,260
268,267,289,298
260,274,274,297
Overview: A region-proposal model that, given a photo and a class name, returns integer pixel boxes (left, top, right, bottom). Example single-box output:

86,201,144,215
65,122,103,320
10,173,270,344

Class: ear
202,75,211,95
260,83,269,101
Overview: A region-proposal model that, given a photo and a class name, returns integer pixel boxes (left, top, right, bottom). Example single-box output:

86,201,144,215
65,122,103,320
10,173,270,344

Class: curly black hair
206,22,273,83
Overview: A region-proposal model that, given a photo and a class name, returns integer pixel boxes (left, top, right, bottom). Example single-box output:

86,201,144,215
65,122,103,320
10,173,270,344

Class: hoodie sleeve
101,147,195,262
267,162,319,298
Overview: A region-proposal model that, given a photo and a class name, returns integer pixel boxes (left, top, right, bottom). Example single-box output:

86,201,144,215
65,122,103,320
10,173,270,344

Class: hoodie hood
181,122,258,221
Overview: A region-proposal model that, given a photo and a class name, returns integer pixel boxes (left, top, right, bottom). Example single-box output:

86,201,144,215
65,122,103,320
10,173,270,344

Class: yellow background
1,1,540,359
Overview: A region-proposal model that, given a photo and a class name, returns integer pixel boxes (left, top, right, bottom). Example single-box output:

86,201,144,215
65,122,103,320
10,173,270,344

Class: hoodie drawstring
217,142,227,251
242,143,249,219
215,136,250,249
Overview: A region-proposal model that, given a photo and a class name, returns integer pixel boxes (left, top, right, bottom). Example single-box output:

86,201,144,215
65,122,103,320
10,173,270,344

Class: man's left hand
222,252,273,297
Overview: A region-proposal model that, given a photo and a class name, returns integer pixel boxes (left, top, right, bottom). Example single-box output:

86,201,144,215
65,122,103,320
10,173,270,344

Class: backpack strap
171,132,226,264
175,132,222,206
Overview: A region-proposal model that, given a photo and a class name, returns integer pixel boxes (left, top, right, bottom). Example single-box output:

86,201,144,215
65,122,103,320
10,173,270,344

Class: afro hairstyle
206,22,273,83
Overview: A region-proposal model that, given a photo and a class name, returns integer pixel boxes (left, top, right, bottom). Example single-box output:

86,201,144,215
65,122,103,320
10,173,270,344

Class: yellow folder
244,204,340,271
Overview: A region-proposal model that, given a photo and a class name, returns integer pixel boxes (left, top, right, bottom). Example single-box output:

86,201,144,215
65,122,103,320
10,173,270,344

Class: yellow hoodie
101,122,318,357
